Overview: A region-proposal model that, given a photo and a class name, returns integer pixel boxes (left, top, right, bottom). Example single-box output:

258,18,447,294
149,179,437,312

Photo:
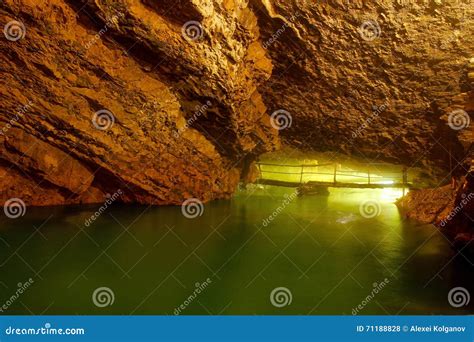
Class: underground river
0,186,473,315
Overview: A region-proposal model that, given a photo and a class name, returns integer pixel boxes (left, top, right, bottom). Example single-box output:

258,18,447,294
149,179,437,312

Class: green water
0,186,472,315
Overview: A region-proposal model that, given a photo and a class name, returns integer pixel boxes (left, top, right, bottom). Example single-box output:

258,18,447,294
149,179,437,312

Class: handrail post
300,165,304,184
402,167,407,196
333,164,337,183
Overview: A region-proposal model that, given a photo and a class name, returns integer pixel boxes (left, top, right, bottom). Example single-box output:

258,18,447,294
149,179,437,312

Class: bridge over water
254,162,413,193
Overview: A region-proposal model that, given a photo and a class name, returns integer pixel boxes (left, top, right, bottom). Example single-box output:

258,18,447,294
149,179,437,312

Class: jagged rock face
251,0,473,173
397,170,474,255
0,0,473,206
0,0,277,205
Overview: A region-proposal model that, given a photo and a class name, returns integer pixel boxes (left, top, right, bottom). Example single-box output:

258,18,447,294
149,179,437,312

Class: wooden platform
256,178,414,189
254,161,414,191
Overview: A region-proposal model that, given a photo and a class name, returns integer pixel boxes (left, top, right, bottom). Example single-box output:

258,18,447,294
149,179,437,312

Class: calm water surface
0,186,473,315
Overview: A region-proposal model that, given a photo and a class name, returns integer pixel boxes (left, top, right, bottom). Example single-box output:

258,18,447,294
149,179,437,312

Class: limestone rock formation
397,169,474,255
0,0,473,206
396,184,456,224
0,0,277,205
250,0,473,173
439,169,474,255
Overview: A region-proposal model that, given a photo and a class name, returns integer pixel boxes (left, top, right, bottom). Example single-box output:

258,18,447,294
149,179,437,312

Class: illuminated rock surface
0,0,472,205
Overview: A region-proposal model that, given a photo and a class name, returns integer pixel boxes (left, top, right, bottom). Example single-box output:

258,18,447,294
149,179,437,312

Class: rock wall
0,0,473,206
251,0,473,174
439,170,474,253
396,184,456,224
0,0,277,205
397,169,474,255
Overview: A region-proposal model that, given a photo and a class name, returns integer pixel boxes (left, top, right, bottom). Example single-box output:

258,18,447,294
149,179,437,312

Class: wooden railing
255,162,410,192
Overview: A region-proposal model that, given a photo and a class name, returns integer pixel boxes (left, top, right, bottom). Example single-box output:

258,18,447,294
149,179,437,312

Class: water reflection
0,186,472,315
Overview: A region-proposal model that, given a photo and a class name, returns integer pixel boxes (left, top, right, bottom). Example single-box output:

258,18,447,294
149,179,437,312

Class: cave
0,0,473,316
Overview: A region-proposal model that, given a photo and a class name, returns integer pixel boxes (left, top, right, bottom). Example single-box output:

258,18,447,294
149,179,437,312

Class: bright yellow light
380,188,403,202
378,180,394,185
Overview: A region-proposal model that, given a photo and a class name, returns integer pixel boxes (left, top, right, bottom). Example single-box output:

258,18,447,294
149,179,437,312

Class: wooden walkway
256,178,411,189
255,162,412,191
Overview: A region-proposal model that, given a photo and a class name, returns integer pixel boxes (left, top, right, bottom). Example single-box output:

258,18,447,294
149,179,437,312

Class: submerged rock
297,184,330,196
